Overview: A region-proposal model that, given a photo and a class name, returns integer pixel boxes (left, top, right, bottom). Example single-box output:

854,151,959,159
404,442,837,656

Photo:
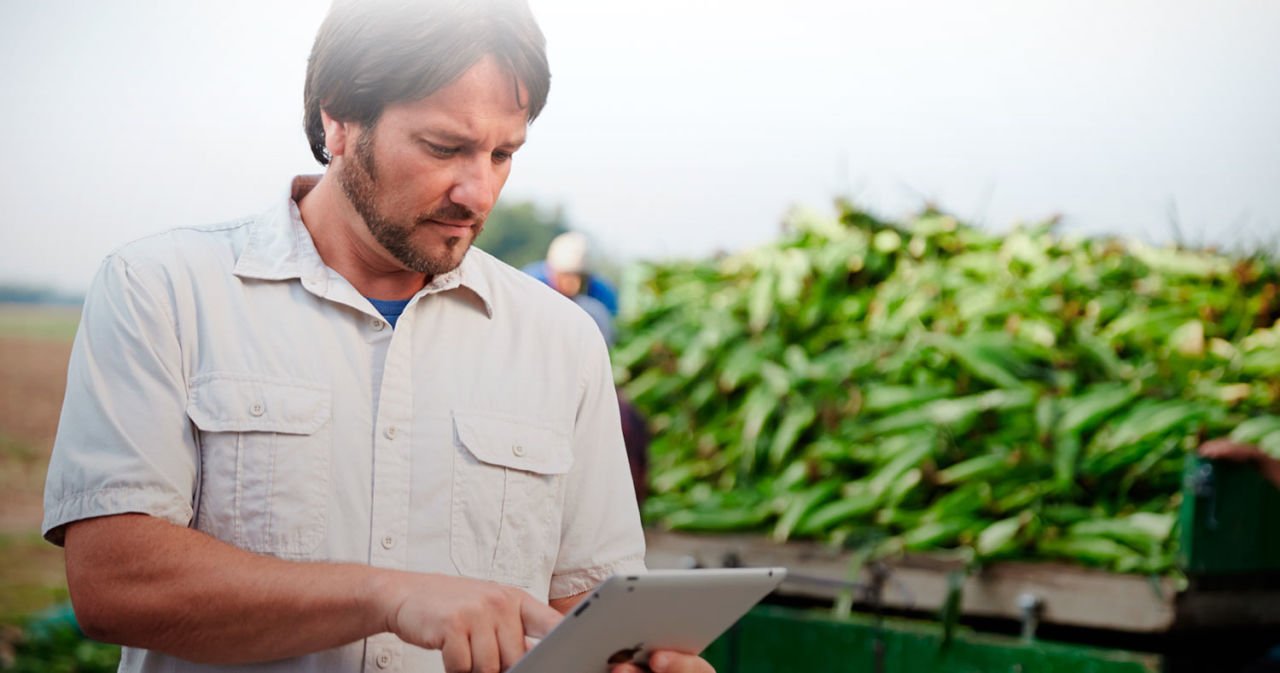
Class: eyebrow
419,128,526,149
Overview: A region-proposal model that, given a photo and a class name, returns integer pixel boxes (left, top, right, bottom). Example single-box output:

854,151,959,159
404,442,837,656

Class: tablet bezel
510,567,786,673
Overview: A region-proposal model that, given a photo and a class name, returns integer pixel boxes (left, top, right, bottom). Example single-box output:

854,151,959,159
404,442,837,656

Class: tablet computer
511,567,786,673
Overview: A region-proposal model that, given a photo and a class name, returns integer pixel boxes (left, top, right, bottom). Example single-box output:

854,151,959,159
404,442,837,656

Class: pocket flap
188,373,330,435
453,411,573,475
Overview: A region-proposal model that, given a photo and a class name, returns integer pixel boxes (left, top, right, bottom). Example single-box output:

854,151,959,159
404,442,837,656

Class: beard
337,128,483,277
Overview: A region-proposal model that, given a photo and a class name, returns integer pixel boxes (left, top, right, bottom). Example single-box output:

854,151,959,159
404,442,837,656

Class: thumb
520,596,564,639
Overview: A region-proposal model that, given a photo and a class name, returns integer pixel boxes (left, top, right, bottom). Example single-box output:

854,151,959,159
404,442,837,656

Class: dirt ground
0,337,71,529
0,335,74,622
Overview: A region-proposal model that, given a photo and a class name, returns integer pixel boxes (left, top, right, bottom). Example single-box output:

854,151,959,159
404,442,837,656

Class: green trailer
647,456,1280,672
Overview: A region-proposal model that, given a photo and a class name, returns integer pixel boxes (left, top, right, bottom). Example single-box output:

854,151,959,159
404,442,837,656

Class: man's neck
295,172,429,300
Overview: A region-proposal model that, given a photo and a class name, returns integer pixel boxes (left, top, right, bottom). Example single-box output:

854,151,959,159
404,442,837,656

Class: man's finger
441,632,473,673
469,625,500,673
519,596,563,639
496,606,527,670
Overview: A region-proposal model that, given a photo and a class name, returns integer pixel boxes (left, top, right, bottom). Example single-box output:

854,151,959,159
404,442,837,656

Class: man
524,231,620,315
41,1,709,672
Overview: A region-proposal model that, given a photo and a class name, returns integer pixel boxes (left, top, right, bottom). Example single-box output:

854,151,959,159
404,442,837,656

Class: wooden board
645,530,1181,632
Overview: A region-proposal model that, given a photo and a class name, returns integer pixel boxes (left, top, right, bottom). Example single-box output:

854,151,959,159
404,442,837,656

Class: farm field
0,304,78,625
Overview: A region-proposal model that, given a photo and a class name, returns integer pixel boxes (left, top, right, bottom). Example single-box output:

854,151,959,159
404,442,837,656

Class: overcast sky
3,1,1278,293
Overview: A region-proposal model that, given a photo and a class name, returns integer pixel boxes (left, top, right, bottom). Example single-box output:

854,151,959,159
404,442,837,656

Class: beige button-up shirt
43,176,646,672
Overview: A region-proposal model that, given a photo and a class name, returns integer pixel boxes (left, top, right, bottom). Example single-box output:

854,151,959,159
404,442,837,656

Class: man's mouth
423,219,474,237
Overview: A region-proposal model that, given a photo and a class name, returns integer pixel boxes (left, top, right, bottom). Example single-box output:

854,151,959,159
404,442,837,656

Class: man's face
337,56,528,276
550,270,585,298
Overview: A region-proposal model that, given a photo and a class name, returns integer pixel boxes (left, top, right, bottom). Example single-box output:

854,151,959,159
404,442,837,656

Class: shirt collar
424,252,495,318
234,175,494,318
232,175,326,283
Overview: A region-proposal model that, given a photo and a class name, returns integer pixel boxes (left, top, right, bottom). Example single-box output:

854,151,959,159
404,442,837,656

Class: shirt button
384,426,397,440
381,535,395,549
512,444,526,457
375,651,392,668
371,319,386,331
249,402,265,417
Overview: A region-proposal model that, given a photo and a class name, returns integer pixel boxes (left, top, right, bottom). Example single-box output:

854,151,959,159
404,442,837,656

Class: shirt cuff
43,486,193,546
549,555,648,600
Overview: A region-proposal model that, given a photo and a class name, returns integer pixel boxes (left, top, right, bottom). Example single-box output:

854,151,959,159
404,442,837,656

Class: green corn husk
624,204,1280,575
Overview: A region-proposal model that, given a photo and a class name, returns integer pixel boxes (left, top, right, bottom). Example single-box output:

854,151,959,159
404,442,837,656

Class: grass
0,318,73,629
0,304,80,342
0,533,68,626
0,316,111,672
0,432,50,528
0,433,41,463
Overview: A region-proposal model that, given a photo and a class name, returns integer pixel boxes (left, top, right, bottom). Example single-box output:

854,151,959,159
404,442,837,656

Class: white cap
546,231,589,274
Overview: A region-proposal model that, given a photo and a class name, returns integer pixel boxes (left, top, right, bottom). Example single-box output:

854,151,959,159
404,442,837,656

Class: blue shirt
367,297,412,328
521,261,619,316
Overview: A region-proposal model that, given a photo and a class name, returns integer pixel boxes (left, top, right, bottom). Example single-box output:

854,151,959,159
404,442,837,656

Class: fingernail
649,652,668,672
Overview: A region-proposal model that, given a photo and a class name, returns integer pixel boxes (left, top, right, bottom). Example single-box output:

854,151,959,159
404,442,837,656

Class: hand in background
1199,438,1280,490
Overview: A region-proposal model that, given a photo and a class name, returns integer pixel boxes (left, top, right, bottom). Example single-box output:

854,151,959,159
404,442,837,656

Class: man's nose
447,157,498,217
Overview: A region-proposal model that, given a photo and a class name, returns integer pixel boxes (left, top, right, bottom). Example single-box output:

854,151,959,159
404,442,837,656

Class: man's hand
1199,438,1280,489
379,573,563,673
611,651,715,673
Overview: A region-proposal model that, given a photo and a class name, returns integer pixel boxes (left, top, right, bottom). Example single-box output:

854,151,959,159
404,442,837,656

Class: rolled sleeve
43,254,198,545
549,329,647,599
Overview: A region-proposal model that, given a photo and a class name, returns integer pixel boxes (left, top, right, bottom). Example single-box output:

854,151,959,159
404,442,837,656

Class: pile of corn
615,205,1280,574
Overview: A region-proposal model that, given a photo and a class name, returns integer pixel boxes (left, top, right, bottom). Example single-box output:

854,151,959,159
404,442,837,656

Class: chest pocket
451,410,573,587
187,373,332,560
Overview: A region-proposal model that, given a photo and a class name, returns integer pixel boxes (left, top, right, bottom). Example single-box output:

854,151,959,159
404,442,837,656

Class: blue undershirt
367,297,411,328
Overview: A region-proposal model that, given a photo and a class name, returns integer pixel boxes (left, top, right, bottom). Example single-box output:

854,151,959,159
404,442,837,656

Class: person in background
570,291,616,348
524,230,619,315
41,1,704,671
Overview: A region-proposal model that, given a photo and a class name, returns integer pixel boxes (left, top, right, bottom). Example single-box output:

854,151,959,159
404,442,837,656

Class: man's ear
320,109,352,159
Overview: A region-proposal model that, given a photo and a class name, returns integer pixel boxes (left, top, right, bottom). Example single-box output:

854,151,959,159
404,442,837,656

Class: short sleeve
549,329,647,599
42,254,198,545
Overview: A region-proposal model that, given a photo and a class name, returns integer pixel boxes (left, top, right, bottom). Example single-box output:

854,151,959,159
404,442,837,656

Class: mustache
418,202,482,226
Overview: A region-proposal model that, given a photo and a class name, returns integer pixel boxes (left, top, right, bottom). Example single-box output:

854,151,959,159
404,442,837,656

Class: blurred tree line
481,201,569,270
0,285,82,306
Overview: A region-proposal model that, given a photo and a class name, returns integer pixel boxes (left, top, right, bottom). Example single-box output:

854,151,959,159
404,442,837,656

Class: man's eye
425,142,460,157
492,150,513,164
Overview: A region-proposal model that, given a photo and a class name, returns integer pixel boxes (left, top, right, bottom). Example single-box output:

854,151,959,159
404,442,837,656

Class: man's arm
65,513,561,668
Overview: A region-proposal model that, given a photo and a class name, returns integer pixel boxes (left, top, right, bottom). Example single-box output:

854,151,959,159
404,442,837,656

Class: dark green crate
1179,456,1280,575
703,606,1160,673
